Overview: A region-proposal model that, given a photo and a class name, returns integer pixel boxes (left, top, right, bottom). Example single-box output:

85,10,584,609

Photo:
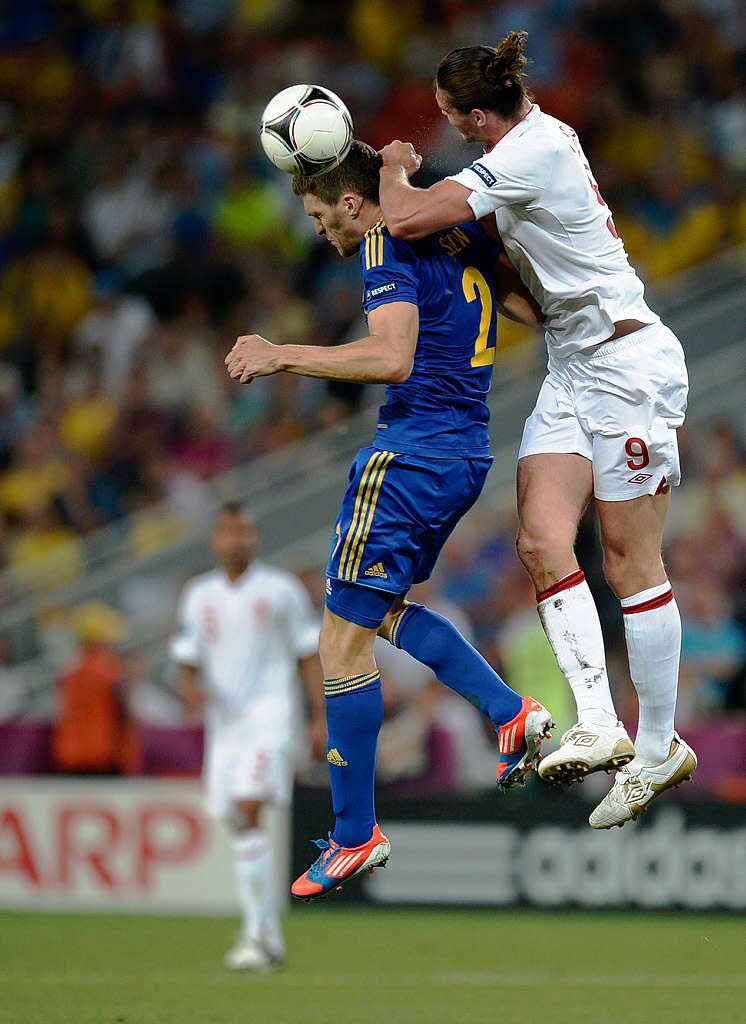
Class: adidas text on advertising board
365,810,746,910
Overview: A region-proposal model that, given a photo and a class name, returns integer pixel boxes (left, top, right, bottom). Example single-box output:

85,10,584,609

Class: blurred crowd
0,0,745,594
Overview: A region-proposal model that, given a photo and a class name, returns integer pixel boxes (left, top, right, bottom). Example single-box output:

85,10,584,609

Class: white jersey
170,562,319,728
447,104,658,359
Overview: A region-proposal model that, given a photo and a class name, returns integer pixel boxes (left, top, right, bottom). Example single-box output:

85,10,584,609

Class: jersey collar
221,562,256,588
483,103,539,154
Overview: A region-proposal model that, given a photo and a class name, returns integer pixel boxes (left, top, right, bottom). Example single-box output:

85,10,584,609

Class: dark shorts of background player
325,446,492,630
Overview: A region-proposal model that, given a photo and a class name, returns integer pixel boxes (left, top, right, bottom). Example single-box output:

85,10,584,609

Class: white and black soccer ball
259,84,353,176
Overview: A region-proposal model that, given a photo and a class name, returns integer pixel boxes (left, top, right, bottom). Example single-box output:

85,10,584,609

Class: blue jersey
361,219,501,458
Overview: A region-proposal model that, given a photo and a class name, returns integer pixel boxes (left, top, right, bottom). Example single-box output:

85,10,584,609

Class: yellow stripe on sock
325,672,380,691
325,670,380,686
324,672,380,697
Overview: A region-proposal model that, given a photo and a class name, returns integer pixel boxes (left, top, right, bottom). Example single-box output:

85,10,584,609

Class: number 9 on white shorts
518,321,688,501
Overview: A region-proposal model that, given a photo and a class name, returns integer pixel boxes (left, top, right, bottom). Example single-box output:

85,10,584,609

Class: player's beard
330,236,358,258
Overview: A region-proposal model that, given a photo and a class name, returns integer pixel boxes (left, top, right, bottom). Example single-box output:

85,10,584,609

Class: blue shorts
325,446,492,629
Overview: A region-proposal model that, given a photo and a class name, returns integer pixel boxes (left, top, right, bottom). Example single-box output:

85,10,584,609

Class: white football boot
589,733,697,829
537,720,635,785
223,937,272,972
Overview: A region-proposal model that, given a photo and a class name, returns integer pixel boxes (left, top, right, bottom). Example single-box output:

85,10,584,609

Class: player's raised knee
516,527,568,574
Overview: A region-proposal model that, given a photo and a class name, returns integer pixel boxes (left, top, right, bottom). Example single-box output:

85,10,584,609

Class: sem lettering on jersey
439,226,471,258
469,162,497,188
366,282,397,300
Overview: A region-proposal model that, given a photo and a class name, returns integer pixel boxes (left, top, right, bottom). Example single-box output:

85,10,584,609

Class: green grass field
0,908,743,1024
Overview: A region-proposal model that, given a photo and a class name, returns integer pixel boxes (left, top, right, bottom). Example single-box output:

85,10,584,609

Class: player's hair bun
436,31,531,118
489,30,529,88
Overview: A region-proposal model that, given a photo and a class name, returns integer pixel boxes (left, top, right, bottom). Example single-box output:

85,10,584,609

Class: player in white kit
170,503,323,968
376,31,697,827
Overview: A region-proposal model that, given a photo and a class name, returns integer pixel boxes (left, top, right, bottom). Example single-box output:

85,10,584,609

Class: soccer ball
259,85,353,176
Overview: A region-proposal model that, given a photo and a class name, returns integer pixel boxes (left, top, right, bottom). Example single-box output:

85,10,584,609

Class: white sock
232,829,282,953
621,581,680,767
537,570,618,727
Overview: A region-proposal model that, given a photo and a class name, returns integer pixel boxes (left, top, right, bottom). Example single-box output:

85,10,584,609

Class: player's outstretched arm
225,302,419,385
379,141,475,241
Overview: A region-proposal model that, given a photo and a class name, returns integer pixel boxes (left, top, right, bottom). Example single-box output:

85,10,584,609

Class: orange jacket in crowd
52,645,139,774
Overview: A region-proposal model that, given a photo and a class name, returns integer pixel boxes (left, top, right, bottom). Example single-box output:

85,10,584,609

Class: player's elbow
386,217,411,240
384,346,414,383
385,214,425,242
386,359,413,384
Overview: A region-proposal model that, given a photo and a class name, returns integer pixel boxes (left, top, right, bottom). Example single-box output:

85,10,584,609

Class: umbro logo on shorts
325,577,332,596
327,748,348,767
628,473,653,484
364,562,388,579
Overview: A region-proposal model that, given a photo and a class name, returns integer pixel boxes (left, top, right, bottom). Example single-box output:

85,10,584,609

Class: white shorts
204,710,293,821
518,322,688,501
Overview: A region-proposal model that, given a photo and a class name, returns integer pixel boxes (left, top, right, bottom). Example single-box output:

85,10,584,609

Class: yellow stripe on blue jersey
337,450,388,579
363,220,386,270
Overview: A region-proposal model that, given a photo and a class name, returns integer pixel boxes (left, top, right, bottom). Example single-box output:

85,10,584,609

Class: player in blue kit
225,141,553,899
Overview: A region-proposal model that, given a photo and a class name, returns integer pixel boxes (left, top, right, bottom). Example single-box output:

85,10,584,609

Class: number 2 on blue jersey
462,266,496,367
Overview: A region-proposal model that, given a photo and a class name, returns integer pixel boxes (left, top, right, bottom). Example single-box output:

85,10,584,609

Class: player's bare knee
318,615,336,665
516,527,570,578
602,547,664,597
319,610,351,663
319,610,375,677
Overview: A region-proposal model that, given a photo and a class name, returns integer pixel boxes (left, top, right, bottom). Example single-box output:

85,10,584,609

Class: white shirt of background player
170,505,323,970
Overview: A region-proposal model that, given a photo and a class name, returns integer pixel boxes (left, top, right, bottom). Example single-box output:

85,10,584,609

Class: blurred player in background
226,141,553,901
170,502,323,970
377,31,697,828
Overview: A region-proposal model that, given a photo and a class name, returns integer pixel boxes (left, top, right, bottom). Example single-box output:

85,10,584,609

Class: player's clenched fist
225,334,280,383
379,140,422,178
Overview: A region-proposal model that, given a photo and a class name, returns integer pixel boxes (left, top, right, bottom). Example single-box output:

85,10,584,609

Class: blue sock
324,671,383,848
390,604,523,726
